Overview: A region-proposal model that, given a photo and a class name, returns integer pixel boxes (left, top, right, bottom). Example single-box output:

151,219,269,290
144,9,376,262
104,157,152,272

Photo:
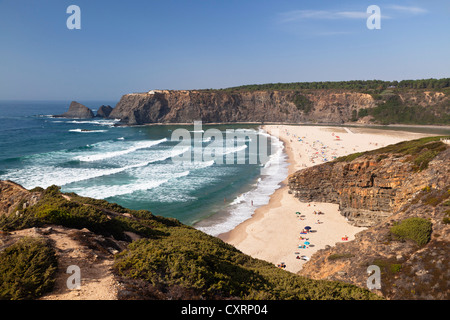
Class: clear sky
0,0,449,101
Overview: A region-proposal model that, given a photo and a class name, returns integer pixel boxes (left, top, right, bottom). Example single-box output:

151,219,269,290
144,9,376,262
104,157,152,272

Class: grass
334,136,448,171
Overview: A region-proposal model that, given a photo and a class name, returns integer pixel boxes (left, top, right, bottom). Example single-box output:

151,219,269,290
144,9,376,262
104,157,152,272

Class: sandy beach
219,125,434,273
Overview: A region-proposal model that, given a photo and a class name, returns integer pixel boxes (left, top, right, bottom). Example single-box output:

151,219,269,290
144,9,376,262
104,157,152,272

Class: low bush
0,237,57,300
390,217,433,246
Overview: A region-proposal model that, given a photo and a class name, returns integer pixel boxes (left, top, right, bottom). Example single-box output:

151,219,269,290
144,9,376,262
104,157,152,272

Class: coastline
218,125,435,273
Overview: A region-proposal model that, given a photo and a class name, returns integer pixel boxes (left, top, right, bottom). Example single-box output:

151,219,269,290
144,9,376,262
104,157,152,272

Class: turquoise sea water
0,101,288,236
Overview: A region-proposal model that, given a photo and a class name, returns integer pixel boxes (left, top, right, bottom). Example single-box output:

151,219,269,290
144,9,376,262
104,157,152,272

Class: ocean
0,100,288,236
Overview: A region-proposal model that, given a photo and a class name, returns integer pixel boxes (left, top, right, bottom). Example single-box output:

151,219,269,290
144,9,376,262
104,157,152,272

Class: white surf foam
69,129,108,133
196,130,289,237
75,138,167,162
69,170,191,199
221,144,248,155
68,119,120,126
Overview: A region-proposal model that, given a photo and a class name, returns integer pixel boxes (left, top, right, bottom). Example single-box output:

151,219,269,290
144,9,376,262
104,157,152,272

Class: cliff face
108,89,449,125
289,140,450,300
0,180,42,216
109,90,377,125
288,139,449,227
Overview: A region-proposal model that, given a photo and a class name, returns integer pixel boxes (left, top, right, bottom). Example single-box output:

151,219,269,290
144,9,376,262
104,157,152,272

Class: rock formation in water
55,101,94,119
96,105,113,118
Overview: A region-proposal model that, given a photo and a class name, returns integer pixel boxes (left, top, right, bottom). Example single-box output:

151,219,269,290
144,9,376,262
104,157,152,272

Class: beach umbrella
304,241,310,245
304,226,311,230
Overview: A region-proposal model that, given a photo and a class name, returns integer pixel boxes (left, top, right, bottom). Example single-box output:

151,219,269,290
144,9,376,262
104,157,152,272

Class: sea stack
56,101,94,119
96,105,113,118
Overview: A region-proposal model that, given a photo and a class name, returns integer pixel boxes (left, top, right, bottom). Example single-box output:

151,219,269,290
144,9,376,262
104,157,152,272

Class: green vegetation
216,78,450,125
420,187,450,207
357,94,450,125
0,237,57,300
334,136,448,171
334,152,364,163
292,92,313,114
0,185,171,240
114,226,377,299
220,78,450,92
0,185,381,300
390,217,433,246
327,253,355,261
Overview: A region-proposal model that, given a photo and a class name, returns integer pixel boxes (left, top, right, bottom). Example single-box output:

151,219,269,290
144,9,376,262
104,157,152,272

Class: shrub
328,253,354,261
0,237,57,300
114,226,381,300
292,93,313,114
390,217,433,246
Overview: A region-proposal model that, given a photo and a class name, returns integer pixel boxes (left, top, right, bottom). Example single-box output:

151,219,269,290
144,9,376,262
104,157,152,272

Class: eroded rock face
96,105,113,118
292,148,450,300
0,180,42,216
108,90,379,125
107,88,449,125
288,149,449,227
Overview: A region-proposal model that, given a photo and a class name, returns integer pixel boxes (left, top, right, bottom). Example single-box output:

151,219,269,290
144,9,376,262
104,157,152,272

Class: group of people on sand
279,201,351,269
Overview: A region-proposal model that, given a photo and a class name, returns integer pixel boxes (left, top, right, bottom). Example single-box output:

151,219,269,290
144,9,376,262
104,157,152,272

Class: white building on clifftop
148,90,164,95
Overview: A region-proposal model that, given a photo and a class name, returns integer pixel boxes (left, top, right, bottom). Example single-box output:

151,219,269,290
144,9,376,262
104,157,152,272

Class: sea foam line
4,145,190,189
68,170,191,199
196,129,289,237
69,128,108,133
75,138,168,162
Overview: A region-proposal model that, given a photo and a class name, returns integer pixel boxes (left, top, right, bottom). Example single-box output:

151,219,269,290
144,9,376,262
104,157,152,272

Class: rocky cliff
108,90,378,125
289,137,450,299
108,89,449,125
288,137,449,227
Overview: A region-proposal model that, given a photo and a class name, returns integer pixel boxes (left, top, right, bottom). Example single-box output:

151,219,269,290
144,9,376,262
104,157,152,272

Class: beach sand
218,125,433,273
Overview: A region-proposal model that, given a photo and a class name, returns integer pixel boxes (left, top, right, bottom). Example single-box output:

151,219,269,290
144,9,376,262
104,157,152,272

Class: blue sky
0,0,449,101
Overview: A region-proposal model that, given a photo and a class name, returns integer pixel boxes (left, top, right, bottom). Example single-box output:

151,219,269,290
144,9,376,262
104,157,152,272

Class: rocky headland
107,88,449,125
